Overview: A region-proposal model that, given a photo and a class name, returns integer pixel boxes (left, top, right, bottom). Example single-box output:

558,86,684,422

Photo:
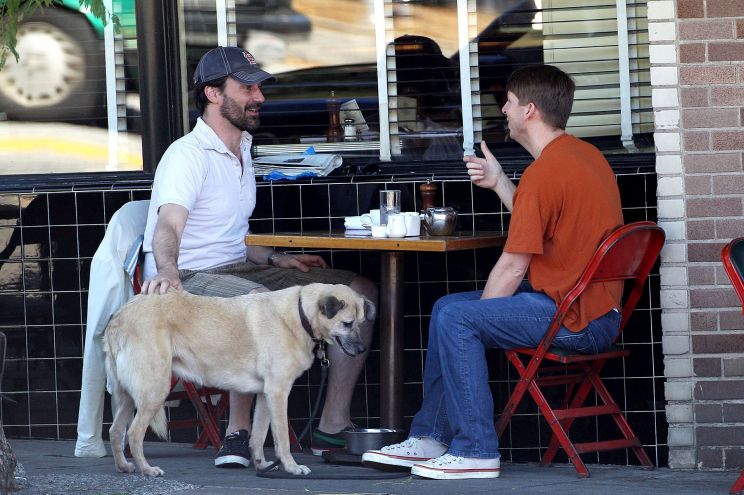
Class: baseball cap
193,46,274,86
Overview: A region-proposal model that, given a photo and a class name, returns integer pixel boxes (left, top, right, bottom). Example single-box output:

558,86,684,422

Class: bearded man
141,46,377,468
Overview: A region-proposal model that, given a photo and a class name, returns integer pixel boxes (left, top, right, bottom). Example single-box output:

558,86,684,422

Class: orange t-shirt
504,134,624,332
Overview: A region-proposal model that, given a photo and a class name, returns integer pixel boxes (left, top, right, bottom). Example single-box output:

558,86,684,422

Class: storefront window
0,0,651,175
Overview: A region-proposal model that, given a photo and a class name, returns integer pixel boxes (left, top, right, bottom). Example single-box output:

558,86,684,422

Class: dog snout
334,333,367,357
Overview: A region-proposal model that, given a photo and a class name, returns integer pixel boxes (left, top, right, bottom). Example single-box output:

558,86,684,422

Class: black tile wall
0,171,664,467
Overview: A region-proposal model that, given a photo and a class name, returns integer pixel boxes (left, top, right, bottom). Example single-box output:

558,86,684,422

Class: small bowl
342,428,406,455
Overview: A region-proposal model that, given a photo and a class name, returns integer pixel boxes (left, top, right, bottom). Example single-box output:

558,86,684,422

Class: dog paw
284,464,311,475
115,461,136,473
254,460,272,471
143,466,165,477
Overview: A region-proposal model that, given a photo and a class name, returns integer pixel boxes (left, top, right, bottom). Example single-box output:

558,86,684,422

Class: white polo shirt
143,118,256,279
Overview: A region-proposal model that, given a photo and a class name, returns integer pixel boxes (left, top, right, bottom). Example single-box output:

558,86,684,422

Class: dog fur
104,283,375,476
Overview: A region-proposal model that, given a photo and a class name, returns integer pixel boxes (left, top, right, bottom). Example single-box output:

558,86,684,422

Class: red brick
723,404,744,422
696,403,723,423
680,65,737,84
737,19,744,38
685,175,711,195
718,219,744,239
693,333,744,352
681,87,709,106
683,108,740,128
680,43,706,63
688,219,715,239
713,131,744,150
713,174,744,194
694,356,723,376
708,0,744,17
684,131,711,151
678,0,705,18
710,42,744,61
691,286,741,306
720,309,744,329
711,86,744,105
689,243,728,263
680,20,734,40
697,447,724,468
687,198,743,217
696,380,744,401
724,358,744,376
684,153,742,173
716,265,731,284
691,310,718,330
689,265,716,285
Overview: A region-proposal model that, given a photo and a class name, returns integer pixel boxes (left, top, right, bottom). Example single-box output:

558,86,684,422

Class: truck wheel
0,8,106,125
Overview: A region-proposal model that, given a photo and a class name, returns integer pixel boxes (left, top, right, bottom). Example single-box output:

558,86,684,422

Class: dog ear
319,296,346,319
362,296,376,321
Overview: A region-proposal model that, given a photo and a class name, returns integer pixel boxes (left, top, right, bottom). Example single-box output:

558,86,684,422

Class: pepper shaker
420,180,437,211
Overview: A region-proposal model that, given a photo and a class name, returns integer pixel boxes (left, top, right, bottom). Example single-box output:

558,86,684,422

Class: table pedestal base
380,251,404,429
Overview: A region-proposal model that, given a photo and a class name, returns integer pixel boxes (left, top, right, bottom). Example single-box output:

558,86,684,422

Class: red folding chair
496,221,665,478
721,238,744,494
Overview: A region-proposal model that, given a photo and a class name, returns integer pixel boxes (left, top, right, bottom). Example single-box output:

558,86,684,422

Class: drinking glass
380,190,401,225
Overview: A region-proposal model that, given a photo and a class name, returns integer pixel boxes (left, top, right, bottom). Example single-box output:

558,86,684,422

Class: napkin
344,216,367,230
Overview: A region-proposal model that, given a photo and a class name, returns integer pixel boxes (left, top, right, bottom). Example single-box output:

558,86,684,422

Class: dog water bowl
342,428,406,455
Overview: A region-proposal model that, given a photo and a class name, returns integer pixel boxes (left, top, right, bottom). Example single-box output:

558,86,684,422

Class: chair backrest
553,221,666,340
721,237,744,314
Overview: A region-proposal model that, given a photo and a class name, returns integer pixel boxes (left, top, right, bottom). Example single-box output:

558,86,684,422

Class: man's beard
220,94,260,131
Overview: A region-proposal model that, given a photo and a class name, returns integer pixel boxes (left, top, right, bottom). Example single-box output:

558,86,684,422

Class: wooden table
246,230,507,428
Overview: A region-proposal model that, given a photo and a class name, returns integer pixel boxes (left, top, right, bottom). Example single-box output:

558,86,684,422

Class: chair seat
509,345,629,364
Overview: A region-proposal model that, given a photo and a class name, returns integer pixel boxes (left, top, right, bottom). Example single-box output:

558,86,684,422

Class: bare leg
226,392,254,434
317,275,377,433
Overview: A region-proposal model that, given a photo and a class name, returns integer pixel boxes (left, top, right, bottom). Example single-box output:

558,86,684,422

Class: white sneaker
362,437,448,469
411,453,501,480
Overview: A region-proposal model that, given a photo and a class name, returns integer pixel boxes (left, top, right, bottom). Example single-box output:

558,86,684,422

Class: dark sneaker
311,425,357,456
214,429,250,468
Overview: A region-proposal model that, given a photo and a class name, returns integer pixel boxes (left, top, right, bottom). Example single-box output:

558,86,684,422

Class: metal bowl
423,207,458,236
341,428,406,455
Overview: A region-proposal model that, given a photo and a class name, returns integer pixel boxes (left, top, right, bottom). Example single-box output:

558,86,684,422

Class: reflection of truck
0,0,311,124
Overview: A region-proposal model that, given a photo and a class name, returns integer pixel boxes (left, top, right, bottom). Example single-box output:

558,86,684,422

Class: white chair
75,200,149,457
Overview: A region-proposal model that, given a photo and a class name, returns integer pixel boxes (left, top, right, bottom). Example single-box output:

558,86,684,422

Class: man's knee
350,275,378,305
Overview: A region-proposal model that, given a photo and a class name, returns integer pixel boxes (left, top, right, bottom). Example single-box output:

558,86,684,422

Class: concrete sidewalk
9,439,738,495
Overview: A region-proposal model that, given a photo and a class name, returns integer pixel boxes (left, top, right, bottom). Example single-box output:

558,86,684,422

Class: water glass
380,189,401,225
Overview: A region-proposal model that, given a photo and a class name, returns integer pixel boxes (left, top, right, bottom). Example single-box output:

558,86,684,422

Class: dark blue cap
193,46,273,86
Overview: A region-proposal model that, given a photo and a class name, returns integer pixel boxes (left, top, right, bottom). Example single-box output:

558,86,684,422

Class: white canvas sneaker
362,437,448,469
411,453,501,480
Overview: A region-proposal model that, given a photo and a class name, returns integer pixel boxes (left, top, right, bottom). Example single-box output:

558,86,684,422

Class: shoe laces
428,453,464,466
381,437,419,453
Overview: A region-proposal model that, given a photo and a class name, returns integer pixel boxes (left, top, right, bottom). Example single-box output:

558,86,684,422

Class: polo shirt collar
192,117,253,154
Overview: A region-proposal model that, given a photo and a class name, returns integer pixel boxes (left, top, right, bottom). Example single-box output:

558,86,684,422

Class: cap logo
242,51,257,65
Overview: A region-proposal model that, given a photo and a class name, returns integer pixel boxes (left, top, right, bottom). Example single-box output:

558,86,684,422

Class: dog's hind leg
249,394,272,471
109,385,136,474
266,388,310,475
127,399,167,477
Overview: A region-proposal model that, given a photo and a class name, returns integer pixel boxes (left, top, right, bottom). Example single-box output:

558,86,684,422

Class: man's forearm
481,251,532,299
246,245,275,265
493,173,516,212
152,222,181,274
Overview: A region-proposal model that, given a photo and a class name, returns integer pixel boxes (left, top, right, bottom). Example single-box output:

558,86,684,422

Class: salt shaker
344,118,356,141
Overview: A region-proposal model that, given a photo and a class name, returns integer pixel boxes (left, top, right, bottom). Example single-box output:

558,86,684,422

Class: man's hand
141,264,182,295
464,141,515,211
272,253,328,273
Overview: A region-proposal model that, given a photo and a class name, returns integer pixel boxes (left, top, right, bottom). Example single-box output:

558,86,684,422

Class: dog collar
298,297,320,343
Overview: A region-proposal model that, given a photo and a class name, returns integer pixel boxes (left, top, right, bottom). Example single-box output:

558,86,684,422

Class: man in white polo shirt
141,46,378,468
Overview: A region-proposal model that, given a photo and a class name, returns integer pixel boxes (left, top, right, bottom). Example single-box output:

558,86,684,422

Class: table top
246,230,507,252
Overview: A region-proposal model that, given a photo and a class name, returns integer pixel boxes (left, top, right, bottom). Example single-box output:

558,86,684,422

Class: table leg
380,251,404,429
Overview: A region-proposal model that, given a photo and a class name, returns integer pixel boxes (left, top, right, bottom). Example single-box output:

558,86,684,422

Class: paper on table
253,153,343,178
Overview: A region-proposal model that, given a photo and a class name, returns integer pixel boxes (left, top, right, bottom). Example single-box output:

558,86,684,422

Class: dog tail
149,408,168,440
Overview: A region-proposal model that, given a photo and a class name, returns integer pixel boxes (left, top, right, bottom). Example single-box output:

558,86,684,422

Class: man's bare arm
481,251,532,299
141,204,188,295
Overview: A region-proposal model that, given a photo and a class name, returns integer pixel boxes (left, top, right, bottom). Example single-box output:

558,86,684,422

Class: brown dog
104,283,375,477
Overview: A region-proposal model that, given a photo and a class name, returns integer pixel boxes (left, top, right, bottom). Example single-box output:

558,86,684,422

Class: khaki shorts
180,261,356,298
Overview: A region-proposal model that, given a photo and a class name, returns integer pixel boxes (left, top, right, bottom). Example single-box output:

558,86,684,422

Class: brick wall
653,0,744,470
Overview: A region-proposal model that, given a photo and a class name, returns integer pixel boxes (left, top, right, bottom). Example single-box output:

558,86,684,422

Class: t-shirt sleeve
503,168,560,255
153,145,206,213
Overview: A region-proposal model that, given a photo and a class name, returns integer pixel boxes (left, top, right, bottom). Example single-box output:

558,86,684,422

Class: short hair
193,76,228,116
506,65,575,130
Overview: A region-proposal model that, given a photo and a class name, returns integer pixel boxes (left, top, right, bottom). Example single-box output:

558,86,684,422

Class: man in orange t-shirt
363,65,623,480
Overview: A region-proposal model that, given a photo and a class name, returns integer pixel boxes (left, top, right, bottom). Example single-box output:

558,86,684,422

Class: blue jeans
408,282,621,459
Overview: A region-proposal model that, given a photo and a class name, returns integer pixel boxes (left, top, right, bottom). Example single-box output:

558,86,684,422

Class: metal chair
495,221,665,478
721,238,744,494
